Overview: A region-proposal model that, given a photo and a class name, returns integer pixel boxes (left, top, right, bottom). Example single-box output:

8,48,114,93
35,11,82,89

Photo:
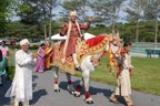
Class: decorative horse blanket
52,34,110,74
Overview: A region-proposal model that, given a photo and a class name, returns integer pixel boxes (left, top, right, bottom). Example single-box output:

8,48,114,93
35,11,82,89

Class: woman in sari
34,43,45,73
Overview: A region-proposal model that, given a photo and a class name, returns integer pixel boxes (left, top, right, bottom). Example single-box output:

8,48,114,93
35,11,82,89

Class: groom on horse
60,10,92,71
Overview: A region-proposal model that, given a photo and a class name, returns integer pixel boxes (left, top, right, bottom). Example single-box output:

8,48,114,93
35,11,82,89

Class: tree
17,0,48,24
17,0,59,40
89,0,111,24
143,0,160,43
108,0,126,34
89,0,126,34
126,0,147,42
47,0,59,41
0,0,14,35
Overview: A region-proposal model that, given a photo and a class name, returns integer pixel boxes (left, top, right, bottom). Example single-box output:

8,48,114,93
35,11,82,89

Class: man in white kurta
10,39,33,106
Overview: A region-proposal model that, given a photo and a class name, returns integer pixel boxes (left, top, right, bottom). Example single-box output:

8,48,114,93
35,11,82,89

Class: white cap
20,39,30,46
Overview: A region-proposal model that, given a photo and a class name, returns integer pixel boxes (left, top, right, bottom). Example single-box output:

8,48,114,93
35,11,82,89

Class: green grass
75,57,160,95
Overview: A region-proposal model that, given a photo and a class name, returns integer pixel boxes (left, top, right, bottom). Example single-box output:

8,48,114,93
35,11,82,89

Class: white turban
20,39,30,46
69,10,77,16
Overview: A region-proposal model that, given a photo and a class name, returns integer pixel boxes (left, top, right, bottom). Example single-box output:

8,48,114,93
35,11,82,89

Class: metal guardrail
131,42,160,53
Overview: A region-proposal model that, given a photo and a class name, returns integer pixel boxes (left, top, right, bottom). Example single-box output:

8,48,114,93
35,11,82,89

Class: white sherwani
115,53,132,96
9,50,33,102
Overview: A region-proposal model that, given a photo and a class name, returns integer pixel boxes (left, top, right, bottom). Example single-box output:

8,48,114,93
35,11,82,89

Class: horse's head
100,32,123,74
112,32,122,46
102,32,122,54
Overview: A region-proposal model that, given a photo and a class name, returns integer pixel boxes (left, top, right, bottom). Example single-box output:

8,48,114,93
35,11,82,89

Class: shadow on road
90,86,126,105
59,80,126,105
30,89,48,105
0,81,11,106
59,80,112,97
33,75,39,82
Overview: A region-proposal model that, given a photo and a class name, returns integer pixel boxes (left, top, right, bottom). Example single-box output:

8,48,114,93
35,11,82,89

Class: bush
7,66,15,80
8,44,39,50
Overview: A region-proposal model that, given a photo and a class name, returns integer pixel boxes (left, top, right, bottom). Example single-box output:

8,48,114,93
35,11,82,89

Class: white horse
51,33,121,104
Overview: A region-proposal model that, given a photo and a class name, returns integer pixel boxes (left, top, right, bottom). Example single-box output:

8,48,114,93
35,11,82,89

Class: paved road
0,70,160,106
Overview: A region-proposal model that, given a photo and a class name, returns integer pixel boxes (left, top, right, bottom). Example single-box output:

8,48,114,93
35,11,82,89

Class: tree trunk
48,9,52,42
48,0,52,42
135,20,139,42
112,7,116,35
112,22,116,35
154,19,158,43
44,24,47,40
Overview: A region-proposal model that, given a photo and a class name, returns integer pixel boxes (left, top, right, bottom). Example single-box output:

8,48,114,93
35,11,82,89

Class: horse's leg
79,55,95,104
82,70,94,104
53,66,60,92
74,78,83,97
66,73,75,94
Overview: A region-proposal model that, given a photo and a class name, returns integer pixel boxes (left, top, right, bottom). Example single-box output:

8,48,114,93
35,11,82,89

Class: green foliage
18,1,44,24
88,21,160,42
0,0,13,33
7,66,15,80
9,44,39,50
143,0,160,20
0,20,60,38
19,3,32,14
63,0,87,11
89,0,126,28
1,19,160,42
17,0,58,25
63,0,80,11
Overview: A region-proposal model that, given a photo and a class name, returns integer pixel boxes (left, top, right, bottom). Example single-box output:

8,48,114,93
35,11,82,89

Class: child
109,42,134,106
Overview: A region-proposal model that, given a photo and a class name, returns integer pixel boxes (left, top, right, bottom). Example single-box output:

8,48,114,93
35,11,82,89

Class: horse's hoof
74,93,81,97
54,84,60,92
54,89,60,92
85,97,94,104
86,100,94,104
126,102,134,106
70,91,75,95
68,89,74,95
67,84,75,95
109,96,119,104
73,91,81,97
